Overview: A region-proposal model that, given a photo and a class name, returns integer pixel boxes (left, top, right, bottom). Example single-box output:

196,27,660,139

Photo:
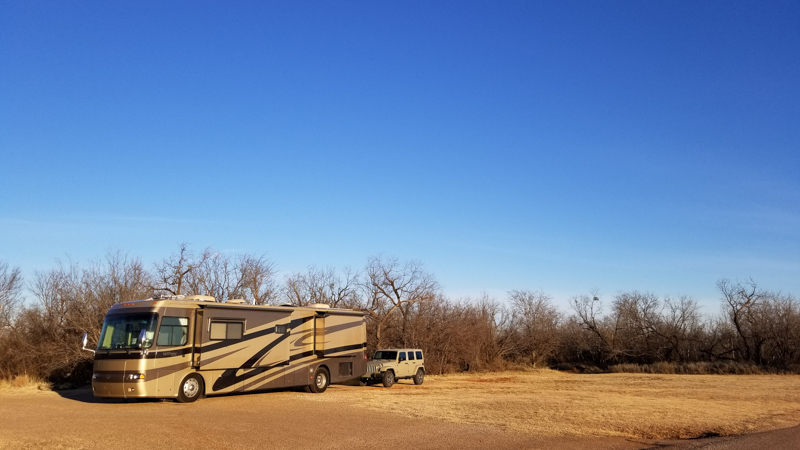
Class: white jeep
362,349,425,388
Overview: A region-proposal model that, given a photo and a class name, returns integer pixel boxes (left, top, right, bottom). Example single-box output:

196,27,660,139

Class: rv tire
177,374,204,403
308,366,330,393
382,370,394,388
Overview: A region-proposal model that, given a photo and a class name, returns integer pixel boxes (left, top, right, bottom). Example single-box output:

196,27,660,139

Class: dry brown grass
0,375,51,392
321,369,800,439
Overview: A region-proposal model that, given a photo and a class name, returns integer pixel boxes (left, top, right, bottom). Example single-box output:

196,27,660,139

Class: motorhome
82,295,367,402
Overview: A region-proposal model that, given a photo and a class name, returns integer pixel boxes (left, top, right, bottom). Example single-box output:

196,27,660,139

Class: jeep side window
399,352,406,362
408,352,415,361
416,351,423,360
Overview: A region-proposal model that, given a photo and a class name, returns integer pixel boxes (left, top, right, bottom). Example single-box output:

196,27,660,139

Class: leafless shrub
0,253,150,384
608,361,779,375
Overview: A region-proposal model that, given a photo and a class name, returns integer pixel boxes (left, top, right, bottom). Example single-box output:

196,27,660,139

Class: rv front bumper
92,372,156,399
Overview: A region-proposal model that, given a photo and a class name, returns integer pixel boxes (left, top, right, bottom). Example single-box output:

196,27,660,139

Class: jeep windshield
97,313,158,349
373,350,397,360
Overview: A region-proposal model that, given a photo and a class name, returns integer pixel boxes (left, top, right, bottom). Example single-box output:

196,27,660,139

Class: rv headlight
127,373,145,381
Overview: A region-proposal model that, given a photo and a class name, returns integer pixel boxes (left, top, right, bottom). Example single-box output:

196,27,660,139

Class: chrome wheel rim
184,378,199,398
315,372,327,389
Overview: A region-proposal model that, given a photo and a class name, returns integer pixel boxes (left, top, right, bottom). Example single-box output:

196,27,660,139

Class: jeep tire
413,368,425,385
382,370,395,388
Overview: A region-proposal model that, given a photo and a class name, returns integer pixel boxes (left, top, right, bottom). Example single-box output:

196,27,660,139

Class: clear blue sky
2,1,799,312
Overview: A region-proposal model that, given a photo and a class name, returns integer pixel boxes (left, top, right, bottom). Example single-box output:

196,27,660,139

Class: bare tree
761,292,800,368
509,290,562,366
151,243,211,296
399,294,462,374
0,261,23,330
698,315,739,362
282,266,358,307
569,292,614,366
238,254,277,305
656,295,702,362
363,256,439,348
609,291,662,363
718,279,766,363
185,250,234,300
466,294,518,368
181,250,277,304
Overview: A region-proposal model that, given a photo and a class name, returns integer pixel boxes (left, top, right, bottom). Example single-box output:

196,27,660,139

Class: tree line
1,245,799,386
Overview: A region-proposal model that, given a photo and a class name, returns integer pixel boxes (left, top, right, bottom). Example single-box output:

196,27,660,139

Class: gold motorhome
83,295,367,402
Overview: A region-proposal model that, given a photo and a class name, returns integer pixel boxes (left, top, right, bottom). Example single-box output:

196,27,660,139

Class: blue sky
2,1,799,312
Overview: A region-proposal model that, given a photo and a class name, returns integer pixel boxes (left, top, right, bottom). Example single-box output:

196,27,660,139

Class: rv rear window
209,321,244,340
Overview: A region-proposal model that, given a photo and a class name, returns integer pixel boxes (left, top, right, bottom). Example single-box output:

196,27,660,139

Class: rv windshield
98,313,158,350
373,351,397,360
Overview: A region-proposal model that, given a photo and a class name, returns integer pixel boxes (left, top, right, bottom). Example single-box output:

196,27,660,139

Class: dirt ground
328,370,800,439
1,370,799,450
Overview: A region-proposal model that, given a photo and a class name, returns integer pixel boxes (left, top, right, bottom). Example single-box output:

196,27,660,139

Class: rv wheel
177,374,204,403
382,370,394,388
309,366,330,393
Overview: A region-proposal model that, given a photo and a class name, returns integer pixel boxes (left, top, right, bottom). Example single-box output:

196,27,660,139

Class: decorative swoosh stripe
210,340,367,392
211,331,292,391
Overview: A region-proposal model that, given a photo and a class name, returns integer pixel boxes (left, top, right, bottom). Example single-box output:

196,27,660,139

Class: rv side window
209,321,244,340
157,317,189,346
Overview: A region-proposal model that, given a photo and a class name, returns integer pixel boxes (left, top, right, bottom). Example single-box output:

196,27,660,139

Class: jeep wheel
382,370,394,388
176,374,204,403
413,368,425,385
308,366,330,393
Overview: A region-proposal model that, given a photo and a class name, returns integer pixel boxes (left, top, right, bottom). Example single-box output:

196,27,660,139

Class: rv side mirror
138,329,147,349
81,332,95,354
